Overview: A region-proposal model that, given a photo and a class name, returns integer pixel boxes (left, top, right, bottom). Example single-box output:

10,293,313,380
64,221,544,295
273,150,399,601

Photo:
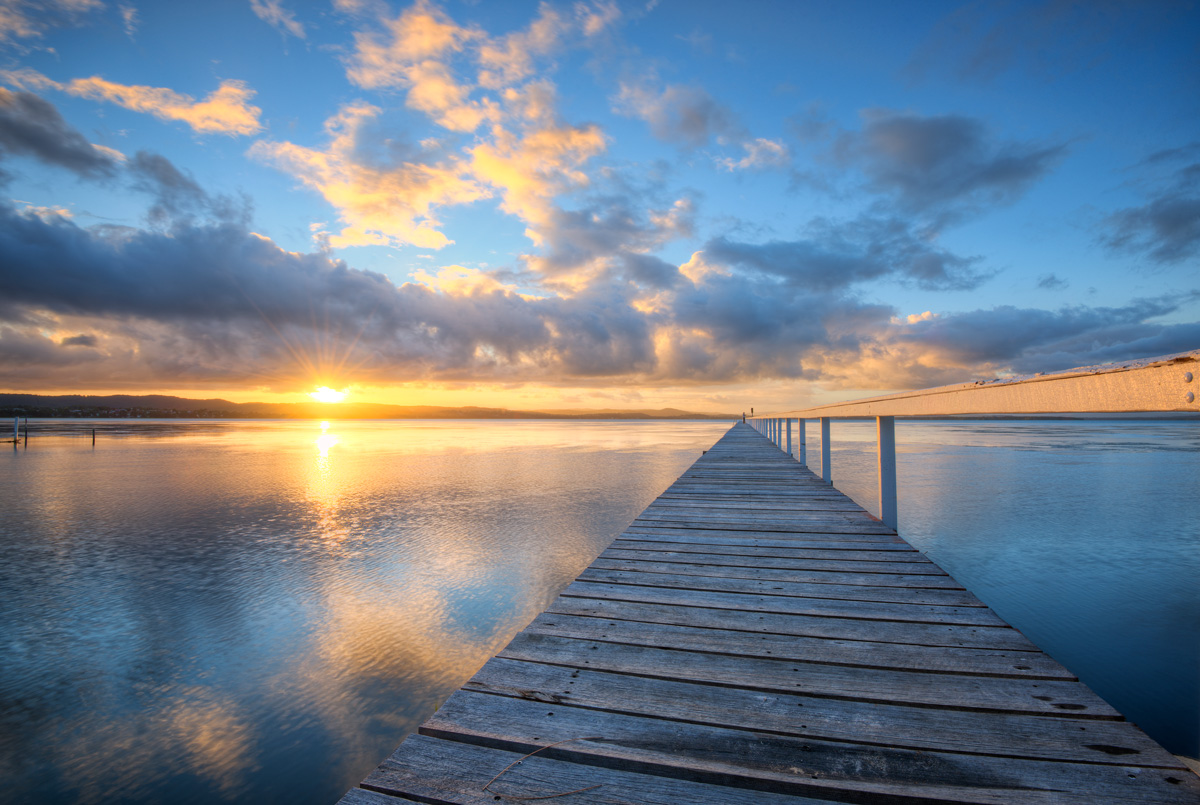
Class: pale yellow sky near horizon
3,378,869,415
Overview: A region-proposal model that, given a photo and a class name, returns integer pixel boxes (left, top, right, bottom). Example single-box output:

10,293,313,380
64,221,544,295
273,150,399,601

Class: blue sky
0,0,1197,411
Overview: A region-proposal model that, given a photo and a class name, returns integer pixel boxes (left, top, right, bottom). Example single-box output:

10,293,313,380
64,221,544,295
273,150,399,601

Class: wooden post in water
821,416,831,484
92,428,95,446
877,416,897,530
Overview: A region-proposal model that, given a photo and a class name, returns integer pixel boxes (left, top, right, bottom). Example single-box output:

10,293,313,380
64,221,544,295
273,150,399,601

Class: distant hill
0,393,736,420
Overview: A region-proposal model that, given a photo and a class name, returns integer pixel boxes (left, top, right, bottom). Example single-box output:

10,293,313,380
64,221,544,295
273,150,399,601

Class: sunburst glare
309,386,348,404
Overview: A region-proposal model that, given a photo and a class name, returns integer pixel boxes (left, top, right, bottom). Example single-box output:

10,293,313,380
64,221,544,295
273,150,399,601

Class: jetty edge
339,421,1200,804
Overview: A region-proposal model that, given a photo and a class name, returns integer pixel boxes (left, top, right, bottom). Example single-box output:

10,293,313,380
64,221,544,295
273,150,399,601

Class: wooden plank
561,580,1008,627
550,596,1040,650
493,635,1119,719
523,612,1075,678
361,734,845,804
604,547,952,575
620,529,910,546
613,541,925,562
630,521,896,536
590,556,966,590
470,655,1142,755
621,527,908,544
337,787,413,805
422,692,1200,804
578,566,983,606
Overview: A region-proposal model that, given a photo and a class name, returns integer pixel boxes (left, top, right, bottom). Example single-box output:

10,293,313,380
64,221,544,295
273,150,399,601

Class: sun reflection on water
315,432,339,459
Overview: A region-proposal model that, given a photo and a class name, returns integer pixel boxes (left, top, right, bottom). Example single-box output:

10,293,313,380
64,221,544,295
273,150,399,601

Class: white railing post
820,417,831,484
798,418,806,466
877,416,897,531
785,418,792,455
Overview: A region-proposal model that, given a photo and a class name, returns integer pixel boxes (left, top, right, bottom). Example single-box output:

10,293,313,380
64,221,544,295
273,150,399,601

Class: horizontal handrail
767,349,1200,419
748,349,1199,531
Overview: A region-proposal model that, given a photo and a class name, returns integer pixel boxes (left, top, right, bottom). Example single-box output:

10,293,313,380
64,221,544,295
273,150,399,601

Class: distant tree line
0,406,255,418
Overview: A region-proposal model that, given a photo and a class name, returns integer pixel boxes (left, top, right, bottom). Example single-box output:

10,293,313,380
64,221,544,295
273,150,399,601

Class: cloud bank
0,0,1195,405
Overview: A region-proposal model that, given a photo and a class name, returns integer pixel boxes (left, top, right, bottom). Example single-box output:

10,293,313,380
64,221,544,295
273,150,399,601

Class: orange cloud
469,121,606,239
402,60,498,132
344,2,496,132
477,4,567,89
411,264,525,297
250,102,488,249
2,68,262,135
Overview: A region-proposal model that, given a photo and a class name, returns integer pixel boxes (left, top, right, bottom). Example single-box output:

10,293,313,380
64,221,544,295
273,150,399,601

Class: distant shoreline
0,393,736,421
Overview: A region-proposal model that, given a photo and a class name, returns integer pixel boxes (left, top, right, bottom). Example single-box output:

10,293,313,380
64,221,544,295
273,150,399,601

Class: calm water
0,419,1196,804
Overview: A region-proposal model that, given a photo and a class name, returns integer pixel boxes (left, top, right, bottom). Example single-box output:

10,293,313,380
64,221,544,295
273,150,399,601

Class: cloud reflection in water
0,419,729,803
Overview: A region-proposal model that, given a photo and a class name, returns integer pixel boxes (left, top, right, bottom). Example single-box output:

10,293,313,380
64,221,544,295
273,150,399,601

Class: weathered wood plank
621,527,908,544
578,566,984,606
613,541,925,562
337,787,414,805
422,691,1200,804
362,734,843,804
590,556,965,590
470,655,1145,755
550,595,1040,650
493,635,1120,719
523,611,1074,678
561,580,1008,627
632,517,896,535
604,547,952,575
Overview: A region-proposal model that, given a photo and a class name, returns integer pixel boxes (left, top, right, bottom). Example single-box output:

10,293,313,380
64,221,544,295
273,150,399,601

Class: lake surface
0,418,1196,804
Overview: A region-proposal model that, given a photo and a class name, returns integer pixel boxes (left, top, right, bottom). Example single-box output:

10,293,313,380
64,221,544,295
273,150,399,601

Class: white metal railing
748,349,1200,530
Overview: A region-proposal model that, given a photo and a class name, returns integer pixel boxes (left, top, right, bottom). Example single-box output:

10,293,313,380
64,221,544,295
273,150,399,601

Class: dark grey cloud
0,197,664,387
619,253,682,289
706,215,992,293
1102,157,1200,264
617,83,739,148
128,150,251,227
0,88,121,180
1037,274,1068,290
128,151,208,224
524,194,694,286
835,111,1068,219
898,297,1200,374
60,333,97,347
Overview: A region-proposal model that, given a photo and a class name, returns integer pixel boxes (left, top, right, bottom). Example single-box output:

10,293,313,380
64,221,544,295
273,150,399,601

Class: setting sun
309,386,347,404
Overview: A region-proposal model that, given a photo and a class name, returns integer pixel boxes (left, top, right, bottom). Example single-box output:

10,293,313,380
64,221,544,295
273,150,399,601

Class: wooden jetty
341,422,1200,804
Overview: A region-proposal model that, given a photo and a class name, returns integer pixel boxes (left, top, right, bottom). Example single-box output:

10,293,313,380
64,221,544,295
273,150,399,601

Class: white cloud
717,138,789,171
250,0,304,39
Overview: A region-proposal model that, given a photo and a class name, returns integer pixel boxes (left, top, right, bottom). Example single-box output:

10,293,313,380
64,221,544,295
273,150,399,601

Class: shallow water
0,418,1196,804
